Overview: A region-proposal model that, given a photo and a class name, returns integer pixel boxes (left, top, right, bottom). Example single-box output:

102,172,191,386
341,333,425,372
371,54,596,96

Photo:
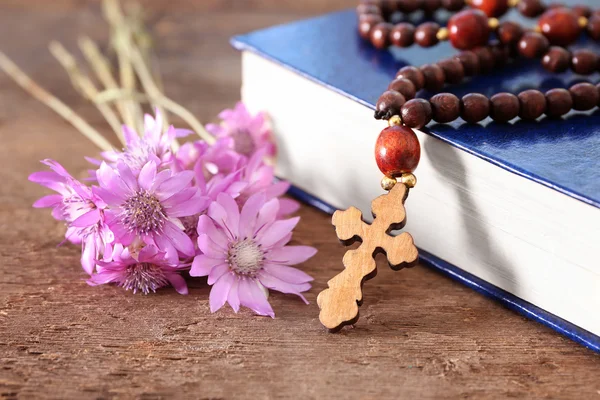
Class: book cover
232,3,600,352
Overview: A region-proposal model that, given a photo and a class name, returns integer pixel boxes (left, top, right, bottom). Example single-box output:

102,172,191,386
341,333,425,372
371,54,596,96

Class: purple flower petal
167,191,209,218
116,162,139,192
254,198,279,235
197,234,227,259
227,279,240,312
154,170,194,200
266,246,317,266
166,273,189,295
208,263,231,285
197,215,229,250
70,209,101,228
80,235,97,275
239,192,266,239
138,161,157,191
122,125,140,146
92,186,126,206
33,194,62,208
97,162,132,198
190,255,225,277
258,217,300,249
277,198,300,217
162,221,195,257
210,272,235,313
216,193,240,237
152,233,179,264
262,263,314,284
238,278,275,318
258,272,310,304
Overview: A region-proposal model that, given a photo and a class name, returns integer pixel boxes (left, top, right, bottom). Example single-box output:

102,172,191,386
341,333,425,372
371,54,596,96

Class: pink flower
29,159,113,274
190,192,316,317
174,138,241,178
88,244,188,294
94,160,208,263
101,109,192,173
207,102,276,157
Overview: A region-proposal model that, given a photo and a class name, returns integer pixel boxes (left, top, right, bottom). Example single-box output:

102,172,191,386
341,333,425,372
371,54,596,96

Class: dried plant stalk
49,41,125,145
0,51,113,151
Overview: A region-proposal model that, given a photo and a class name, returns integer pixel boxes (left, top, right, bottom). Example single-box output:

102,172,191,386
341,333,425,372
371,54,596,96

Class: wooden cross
317,183,419,331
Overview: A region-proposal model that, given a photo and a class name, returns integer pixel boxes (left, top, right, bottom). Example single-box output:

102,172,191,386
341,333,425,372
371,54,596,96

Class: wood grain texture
1,2,599,399
318,184,418,331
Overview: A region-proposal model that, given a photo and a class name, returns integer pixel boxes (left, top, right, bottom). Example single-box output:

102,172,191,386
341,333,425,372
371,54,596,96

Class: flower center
121,262,169,294
122,190,167,234
231,129,256,156
228,239,264,276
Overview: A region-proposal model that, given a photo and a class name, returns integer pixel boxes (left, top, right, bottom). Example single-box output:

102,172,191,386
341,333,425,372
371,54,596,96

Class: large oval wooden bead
470,0,509,17
375,125,421,177
538,8,581,46
448,10,490,50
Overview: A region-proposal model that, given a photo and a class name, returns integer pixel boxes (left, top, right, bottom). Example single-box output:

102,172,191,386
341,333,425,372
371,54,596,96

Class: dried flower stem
0,51,113,152
49,41,125,145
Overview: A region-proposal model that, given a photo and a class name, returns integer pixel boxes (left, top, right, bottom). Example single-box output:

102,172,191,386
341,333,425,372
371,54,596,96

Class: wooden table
1,2,599,399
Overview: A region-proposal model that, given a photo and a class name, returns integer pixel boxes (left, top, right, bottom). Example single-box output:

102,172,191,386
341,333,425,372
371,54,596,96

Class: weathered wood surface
0,2,599,399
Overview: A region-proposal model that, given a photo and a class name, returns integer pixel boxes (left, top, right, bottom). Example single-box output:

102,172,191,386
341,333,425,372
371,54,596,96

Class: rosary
317,0,599,331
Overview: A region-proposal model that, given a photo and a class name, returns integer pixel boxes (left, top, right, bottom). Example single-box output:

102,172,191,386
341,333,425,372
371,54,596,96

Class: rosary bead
375,125,421,177
518,89,546,120
397,0,421,13
518,0,546,17
470,0,509,17
474,47,495,73
518,32,549,59
388,78,417,100
461,93,490,123
375,90,407,120
391,23,415,47
571,49,599,75
545,88,572,117
396,66,425,90
358,14,383,39
572,5,591,18
497,21,524,45
588,15,600,41
422,0,443,14
490,43,510,67
370,22,393,49
490,92,520,122
541,46,571,72
455,51,480,76
538,8,581,46
569,82,599,111
448,10,490,50
420,64,446,91
438,58,465,84
401,98,433,129
442,0,465,11
415,22,441,47
430,93,461,122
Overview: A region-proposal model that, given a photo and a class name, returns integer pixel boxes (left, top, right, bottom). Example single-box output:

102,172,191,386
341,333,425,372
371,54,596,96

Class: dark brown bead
541,46,571,73
538,8,581,46
448,10,490,50
442,0,465,11
397,0,421,12
455,51,480,76
587,15,600,41
497,21,524,45
391,23,415,47
430,93,461,123
375,91,407,120
420,64,446,91
490,93,520,122
358,14,383,39
388,78,417,100
518,32,549,59
470,0,509,17
572,5,591,18
545,88,572,117
370,22,393,49
474,47,495,73
401,98,433,129
461,93,490,123
518,0,546,17
571,49,599,75
422,0,442,14
357,4,381,15
569,82,600,111
396,66,425,90
414,22,440,47
380,0,400,14
438,58,465,84
490,43,510,67
518,90,546,120
375,125,421,177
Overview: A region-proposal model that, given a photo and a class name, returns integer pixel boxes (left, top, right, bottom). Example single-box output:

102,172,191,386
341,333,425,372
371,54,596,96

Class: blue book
232,1,600,352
